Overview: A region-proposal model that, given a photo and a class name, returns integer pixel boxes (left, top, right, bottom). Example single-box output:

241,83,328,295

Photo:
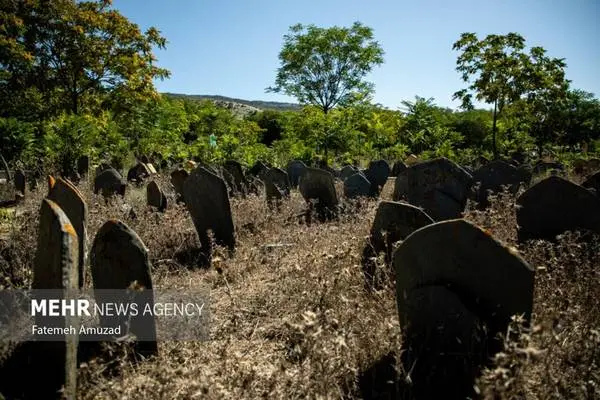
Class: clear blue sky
112,0,599,110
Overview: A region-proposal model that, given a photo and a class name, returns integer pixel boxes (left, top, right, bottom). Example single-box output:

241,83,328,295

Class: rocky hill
163,93,301,117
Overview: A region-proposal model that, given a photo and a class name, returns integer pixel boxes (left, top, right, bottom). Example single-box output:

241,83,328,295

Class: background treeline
1,0,599,175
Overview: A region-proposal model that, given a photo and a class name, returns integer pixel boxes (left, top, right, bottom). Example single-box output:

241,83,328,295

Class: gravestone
299,168,338,221
90,220,157,357
171,168,189,202
391,161,407,177
340,165,359,181
286,160,307,188
392,169,409,201
127,162,151,183
32,198,79,399
147,181,167,212
365,160,390,196
248,161,269,177
14,169,25,196
404,158,473,220
362,201,433,288
472,160,529,208
77,155,89,177
183,166,235,258
262,167,291,205
48,178,88,288
95,163,113,177
394,219,535,398
516,176,600,241
533,161,564,176
94,168,126,198
224,160,248,195
343,173,371,199
582,171,600,194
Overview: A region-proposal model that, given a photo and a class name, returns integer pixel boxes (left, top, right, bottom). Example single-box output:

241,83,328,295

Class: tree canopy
267,22,385,114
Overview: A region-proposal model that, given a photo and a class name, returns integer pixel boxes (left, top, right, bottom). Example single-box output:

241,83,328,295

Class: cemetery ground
0,174,599,399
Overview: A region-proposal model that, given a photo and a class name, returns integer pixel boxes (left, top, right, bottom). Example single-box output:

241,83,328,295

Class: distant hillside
163,93,301,113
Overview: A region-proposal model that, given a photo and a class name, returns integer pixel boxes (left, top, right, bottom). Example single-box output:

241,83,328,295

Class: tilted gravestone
299,167,339,221
224,160,248,196
95,163,113,177
248,160,269,177
183,166,235,258
48,178,88,288
516,176,600,241
170,168,189,202
404,158,473,221
286,160,307,188
365,160,390,196
77,155,89,177
127,162,151,183
582,171,600,195
94,168,126,198
391,161,407,177
14,169,25,196
343,173,371,199
472,160,530,208
32,198,79,400
362,201,433,288
147,181,167,212
261,167,291,205
340,165,360,181
90,220,157,357
394,219,535,398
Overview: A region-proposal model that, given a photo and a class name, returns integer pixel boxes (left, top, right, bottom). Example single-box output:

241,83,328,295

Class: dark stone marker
224,160,248,196
32,198,79,400
95,163,113,177
582,171,600,195
262,167,291,205
340,165,359,181
343,173,371,199
127,162,151,183
516,176,600,241
394,219,534,399
362,201,433,288
48,178,88,288
472,160,529,208
392,169,408,201
94,168,126,198
183,166,235,258
170,168,189,202
404,158,473,221
14,169,25,196
248,161,269,177
90,220,157,357
286,160,307,188
391,161,407,177
533,161,564,176
147,180,167,212
299,167,338,222
365,160,390,196
77,155,89,177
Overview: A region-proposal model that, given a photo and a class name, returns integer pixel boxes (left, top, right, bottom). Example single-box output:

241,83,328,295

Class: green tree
0,0,169,118
452,32,568,158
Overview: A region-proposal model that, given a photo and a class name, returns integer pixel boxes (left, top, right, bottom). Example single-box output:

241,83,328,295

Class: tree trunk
492,99,498,160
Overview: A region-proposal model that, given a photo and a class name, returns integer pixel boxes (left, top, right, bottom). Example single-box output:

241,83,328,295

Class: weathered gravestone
394,219,535,399
533,161,564,176
286,160,307,188
94,168,126,198
90,220,157,357
472,160,530,208
343,173,371,199
340,165,360,181
391,161,407,177
224,160,248,196
516,176,600,241
364,160,390,196
95,163,113,177
48,178,88,288
14,169,25,196
261,167,291,206
32,198,79,400
170,168,189,202
392,169,408,201
248,160,269,177
362,201,433,288
403,158,473,221
127,162,151,183
582,171,600,194
299,168,338,222
76,155,89,177
147,181,167,212
183,166,235,259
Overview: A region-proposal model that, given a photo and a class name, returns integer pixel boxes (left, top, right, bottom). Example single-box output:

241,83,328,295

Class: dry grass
0,176,598,399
